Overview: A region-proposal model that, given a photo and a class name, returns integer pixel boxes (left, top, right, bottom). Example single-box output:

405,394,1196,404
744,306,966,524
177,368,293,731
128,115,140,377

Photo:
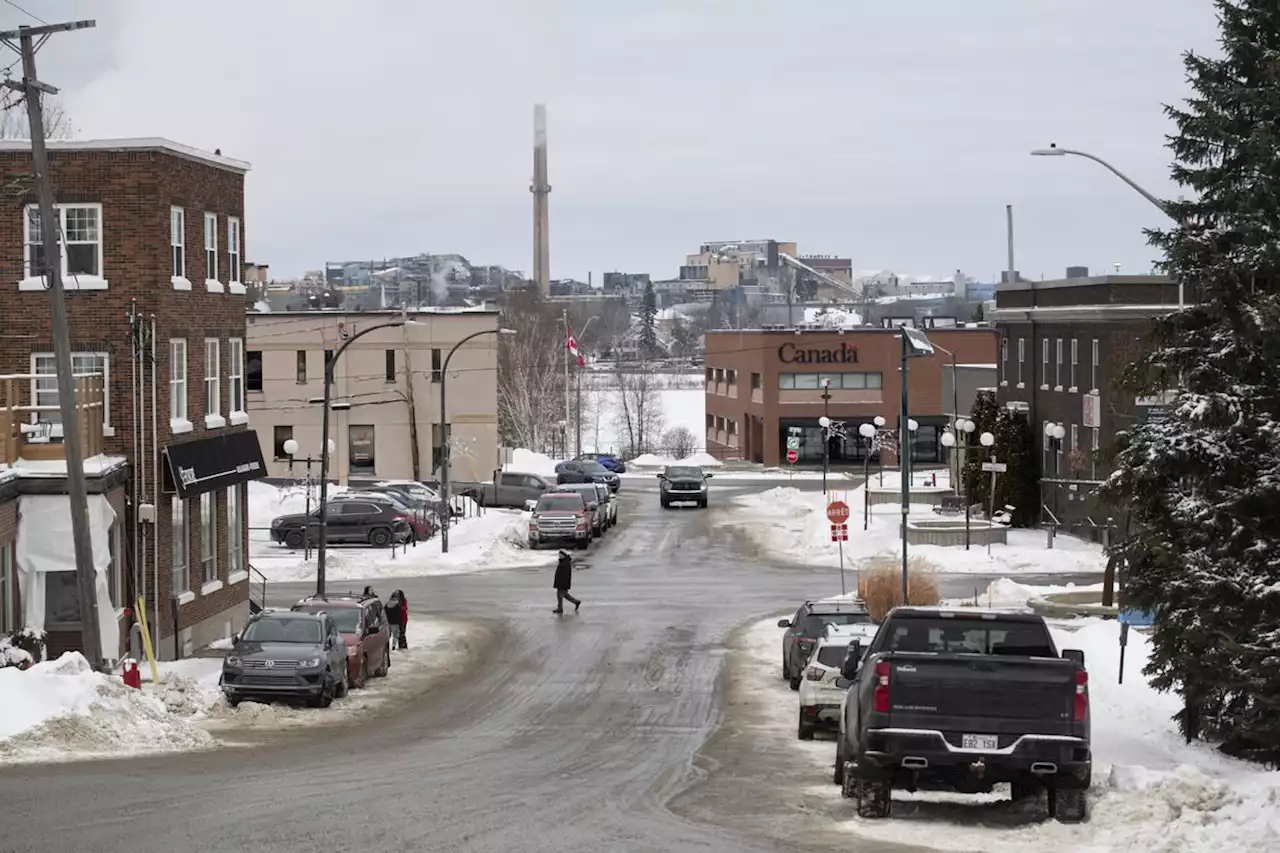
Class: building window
750,372,762,390
1091,338,1099,391
200,491,217,586
246,350,263,392
779,372,882,390
1041,338,1049,385
228,338,244,415
203,213,218,281
172,496,189,595
1017,338,1025,383
24,203,103,280
726,369,737,384
170,339,188,422
1070,423,1078,452
170,206,185,279
349,425,376,475
1055,338,1063,387
385,349,396,383
108,522,122,609
273,425,293,460
204,339,221,419
1000,337,1008,381
296,350,307,384
227,217,241,284
1070,338,1078,388
0,544,11,634
1091,426,1099,477
227,485,244,577
431,348,442,382
45,572,80,628
30,352,110,434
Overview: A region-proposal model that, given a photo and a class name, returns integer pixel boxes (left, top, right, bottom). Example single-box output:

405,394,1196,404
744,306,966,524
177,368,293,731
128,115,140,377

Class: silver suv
220,610,350,708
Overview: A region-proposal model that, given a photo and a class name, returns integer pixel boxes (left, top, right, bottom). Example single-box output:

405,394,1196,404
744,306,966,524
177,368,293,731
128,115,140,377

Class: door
364,601,389,661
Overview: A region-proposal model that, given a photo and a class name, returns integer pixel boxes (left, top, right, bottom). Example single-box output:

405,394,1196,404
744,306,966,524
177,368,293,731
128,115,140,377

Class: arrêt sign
777,342,859,364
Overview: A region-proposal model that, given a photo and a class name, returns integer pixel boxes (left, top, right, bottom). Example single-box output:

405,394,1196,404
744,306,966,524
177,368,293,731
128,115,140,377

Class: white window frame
1000,337,1008,384
172,496,190,598
20,202,108,291
228,337,247,425
170,206,189,289
1017,338,1025,384
1070,338,1078,389
1041,338,1049,387
227,217,242,289
200,491,219,591
203,212,222,292
204,338,224,428
1091,338,1100,391
29,351,113,438
170,339,190,433
227,486,244,578
1055,338,1063,388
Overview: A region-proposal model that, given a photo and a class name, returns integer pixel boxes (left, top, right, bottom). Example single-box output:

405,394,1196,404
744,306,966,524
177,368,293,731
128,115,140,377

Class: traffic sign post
786,436,800,451
826,501,850,524
827,499,852,596
786,449,799,464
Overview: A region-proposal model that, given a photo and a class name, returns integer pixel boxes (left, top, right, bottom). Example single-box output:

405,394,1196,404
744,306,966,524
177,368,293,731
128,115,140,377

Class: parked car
370,480,459,521
557,483,607,536
527,491,593,550
555,460,621,493
658,465,713,509
219,610,349,708
576,453,626,474
453,471,556,508
832,607,1091,823
797,622,879,740
333,491,436,541
291,593,391,689
592,482,618,528
270,500,413,549
779,599,874,690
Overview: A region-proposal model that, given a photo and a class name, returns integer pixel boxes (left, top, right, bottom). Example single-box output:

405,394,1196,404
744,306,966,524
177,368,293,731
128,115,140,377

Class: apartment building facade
246,309,501,484
0,138,264,660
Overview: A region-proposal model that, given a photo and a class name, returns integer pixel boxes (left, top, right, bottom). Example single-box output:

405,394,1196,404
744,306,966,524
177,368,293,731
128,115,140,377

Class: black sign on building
164,430,268,499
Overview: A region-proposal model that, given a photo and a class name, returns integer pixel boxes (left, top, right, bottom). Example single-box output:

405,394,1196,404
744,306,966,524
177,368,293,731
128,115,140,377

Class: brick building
0,138,265,661
703,327,997,468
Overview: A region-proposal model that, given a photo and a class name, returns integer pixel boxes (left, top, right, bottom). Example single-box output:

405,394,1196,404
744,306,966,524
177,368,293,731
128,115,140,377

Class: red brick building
0,138,266,661
704,327,998,468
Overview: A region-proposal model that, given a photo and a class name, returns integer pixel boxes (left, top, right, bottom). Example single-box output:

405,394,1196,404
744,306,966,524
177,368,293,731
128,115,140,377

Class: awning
165,429,267,499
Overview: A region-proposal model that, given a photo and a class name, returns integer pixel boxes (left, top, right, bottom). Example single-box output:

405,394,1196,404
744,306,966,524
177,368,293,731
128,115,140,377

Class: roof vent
1066,266,1089,279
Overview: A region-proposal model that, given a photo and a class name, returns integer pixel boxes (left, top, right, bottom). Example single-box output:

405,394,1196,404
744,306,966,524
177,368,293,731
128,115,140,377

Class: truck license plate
962,734,999,750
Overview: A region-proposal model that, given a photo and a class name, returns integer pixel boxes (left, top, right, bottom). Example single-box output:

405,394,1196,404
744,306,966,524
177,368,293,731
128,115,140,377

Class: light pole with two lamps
282,437,335,561
1044,421,1066,530
439,326,517,554
899,326,936,605
858,422,877,529
819,378,833,494
939,417,977,549
978,430,998,556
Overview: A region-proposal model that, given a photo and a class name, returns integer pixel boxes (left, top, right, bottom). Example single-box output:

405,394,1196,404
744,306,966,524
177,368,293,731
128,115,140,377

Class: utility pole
2,19,103,668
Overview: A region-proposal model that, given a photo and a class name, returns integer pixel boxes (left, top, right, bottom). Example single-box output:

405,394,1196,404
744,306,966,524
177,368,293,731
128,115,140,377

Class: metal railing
248,564,268,613
0,372,106,464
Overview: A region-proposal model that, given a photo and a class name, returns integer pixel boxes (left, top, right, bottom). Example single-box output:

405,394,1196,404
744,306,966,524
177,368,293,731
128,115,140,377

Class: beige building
246,309,501,484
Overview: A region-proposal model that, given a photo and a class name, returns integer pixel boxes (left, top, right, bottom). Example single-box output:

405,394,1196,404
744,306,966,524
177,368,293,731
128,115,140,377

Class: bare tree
498,289,569,453
611,361,665,456
662,426,697,460
0,93,73,139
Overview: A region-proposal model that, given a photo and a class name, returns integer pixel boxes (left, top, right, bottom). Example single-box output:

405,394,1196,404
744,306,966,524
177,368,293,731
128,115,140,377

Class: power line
2,0,47,26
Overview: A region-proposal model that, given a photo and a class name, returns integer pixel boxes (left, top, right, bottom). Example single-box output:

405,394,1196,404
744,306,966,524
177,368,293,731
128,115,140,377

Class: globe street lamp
282,438,335,560
873,415,886,485
858,422,876,530
952,418,977,548
1044,421,1067,524
979,430,999,556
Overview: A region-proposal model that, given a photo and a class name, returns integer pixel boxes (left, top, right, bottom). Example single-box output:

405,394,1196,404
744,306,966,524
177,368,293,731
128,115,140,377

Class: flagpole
563,310,570,458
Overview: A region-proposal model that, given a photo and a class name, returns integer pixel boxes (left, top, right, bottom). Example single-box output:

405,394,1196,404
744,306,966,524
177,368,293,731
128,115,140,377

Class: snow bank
0,635,33,668
947,578,1106,610
247,479,348,530
727,479,1104,575
0,653,214,763
503,448,559,477
629,451,723,468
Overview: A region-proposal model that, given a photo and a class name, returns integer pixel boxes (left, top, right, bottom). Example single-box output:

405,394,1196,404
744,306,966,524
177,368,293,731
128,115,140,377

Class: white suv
797,622,879,740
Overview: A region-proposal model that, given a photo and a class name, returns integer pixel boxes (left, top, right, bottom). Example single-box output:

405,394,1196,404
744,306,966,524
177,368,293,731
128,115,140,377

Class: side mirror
704,473,714,479
655,473,665,479
524,500,538,512
1063,648,1085,667
777,619,791,629
834,677,851,690
587,502,599,511
231,633,240,644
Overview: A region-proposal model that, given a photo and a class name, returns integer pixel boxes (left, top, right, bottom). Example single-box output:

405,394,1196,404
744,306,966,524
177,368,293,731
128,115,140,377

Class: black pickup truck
832,607,1091,823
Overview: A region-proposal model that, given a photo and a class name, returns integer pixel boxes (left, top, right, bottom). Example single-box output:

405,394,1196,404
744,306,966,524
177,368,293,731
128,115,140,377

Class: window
1091,338,1100,391
779,372,882,390
203,213,218,281
30,352,110,433
170,340,188,422
385,349,396,383
200,491,217,586
1055,338,1063,387
431,348,442,382
1041,338,1049,385
296,350,307,384
170,206,185,279
0,544,11,634
349,425,376,475
228,338,245,415
1091,427,1100,477
726,369,737,384
1000,337,1008,381
24,203,103,281
1070,423,1078,451
751,372,762,390
1017,338,1025,383
172,496,189,595
273,425,294,460
227,486,244,577
246,350,263,392
227,217,241,283
204,339,221,419
45,572,80,627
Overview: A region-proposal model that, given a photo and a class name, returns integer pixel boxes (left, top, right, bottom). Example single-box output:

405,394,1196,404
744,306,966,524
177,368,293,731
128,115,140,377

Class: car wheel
833,740,846,785
660,499,670,509
576,536,590,551
335,668,350,699
227,696,242,708
1048,787,1087,823
284,529,304,549
797,713,815,741
353,656,369,689
309,673,335,708
379,645,391,676
789,674,801,691
369,528,392,548
855,774,892,818
698,499,708,509
527,539,539,550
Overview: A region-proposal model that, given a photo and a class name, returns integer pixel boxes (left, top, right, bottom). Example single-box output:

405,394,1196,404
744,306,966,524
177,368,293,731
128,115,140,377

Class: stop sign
827,500,850,524
786,449,799,464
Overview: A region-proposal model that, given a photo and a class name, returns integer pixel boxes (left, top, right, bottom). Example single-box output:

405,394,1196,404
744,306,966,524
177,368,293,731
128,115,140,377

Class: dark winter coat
553,554,573,591
386,596,404,626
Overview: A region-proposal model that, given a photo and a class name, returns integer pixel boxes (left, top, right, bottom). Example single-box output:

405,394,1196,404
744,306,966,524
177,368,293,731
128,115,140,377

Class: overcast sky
8,0,1217,283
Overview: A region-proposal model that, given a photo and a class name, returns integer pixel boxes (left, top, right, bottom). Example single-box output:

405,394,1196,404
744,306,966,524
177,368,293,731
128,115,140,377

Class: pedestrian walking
386,589,408,650
552,550,581,615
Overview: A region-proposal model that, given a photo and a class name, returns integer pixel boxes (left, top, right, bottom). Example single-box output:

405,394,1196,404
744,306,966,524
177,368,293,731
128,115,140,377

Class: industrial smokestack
531,104,551,296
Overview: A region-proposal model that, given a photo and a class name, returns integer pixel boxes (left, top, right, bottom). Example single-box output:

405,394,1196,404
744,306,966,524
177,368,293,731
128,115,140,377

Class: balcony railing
0,372,106,465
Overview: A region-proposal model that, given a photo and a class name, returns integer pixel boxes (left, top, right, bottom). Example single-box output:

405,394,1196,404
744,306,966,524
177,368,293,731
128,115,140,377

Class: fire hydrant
121,658,142,690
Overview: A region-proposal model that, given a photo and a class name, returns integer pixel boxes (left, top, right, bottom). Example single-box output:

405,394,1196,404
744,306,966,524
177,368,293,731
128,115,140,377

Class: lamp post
283,437,334,562
820,378,832,494
575,315,600,457
873,415,886,485
859,422,876,529
440,326,517,554
316,317,418,595
979,430,997,556
898,325,935,606
1044,421,1066,524
944,417,977,549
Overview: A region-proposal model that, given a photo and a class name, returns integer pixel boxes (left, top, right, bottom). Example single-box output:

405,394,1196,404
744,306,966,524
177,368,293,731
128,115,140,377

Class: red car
290,593,391,688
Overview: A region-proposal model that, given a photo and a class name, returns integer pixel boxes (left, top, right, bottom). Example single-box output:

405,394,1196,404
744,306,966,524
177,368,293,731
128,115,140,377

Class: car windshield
241,617,322,644
565,486,597,500
294,605,360,633
665,467,703,479
799,612,872,635
346,494,408,511
816,645,852,667
884,618,1055,657
538,495,584,511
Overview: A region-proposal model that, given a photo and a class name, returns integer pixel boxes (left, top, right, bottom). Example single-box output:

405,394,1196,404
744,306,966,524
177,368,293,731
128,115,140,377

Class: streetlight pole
575,315,599,458
820,379,832,495
283,438,333,562
315,318,416,594
859,422,876,530
1044,421,1066,529
898,326,935,605
440,326,516,553
873,415,886,486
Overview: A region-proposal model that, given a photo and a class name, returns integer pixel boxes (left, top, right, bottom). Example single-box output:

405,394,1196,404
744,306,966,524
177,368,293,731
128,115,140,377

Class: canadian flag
566,328,585,367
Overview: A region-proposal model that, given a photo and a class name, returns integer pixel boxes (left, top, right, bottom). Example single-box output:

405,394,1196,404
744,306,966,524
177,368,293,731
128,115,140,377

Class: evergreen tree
993,410,1038,528
962,390,1001,507
1100,0,1280,759
640,281,659,357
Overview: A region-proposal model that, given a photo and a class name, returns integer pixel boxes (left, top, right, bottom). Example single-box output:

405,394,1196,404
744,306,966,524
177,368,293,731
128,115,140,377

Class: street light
873,415,886,485
1044,421,1067,523
315,317,420,595
950,417,977,549
858,422,876,530
820,378,833,494
440,326,517,553
979,430,997,556
283,437,334,561
899,325,935,605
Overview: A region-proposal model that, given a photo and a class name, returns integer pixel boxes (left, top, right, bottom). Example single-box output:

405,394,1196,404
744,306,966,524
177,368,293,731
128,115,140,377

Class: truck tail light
1074,669,1089,721
873,660,891,713
805,666,824,681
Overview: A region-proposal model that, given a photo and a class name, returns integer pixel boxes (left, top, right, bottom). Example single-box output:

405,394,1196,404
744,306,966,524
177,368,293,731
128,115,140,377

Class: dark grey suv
220,610,350,708
778,599,874,690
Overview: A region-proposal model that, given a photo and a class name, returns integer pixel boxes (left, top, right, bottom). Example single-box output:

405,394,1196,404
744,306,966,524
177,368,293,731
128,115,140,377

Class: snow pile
628,452,723,468
503,448,559,477
804,306,864,328
0,636,33,669
0,653,214,763
728,475,1105,575
948,578,1106,610
247,479,349,530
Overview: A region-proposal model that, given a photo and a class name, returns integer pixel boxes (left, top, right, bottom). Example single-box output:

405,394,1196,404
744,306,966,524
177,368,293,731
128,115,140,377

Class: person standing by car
553,550,581,614
386,590,407,650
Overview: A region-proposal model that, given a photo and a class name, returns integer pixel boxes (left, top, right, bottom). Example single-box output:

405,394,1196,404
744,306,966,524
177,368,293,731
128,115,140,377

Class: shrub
662,426,697,460
856,555,941,622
